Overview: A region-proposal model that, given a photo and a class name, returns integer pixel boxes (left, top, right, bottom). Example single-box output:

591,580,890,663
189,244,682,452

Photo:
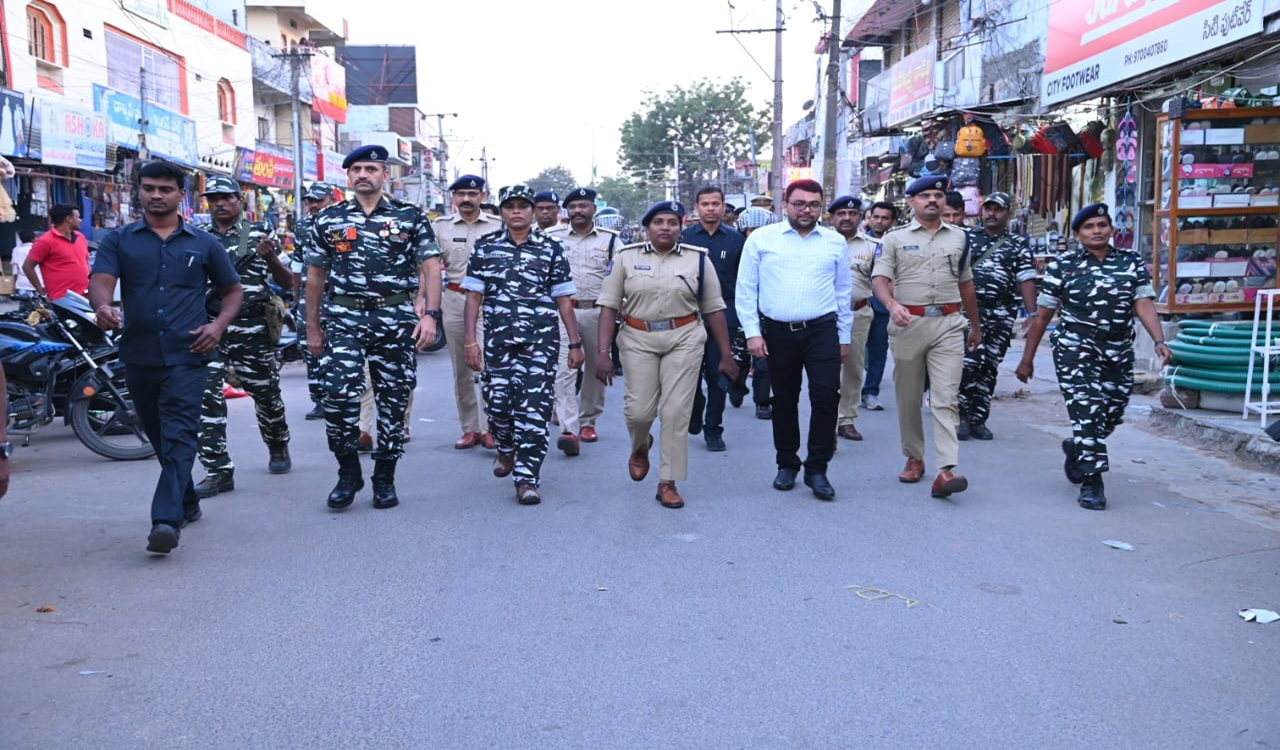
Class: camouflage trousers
1050,326,1134,476
958,304,1017,426
293,287,324,405
320,302,418,461
199,320,290,475
483,340,557,488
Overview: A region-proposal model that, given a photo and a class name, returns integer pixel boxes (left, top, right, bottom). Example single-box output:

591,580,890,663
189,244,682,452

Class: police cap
533,190,560,206
342,144,389,169
641,200,685,226
827,195,861,214
498,184,537,207
449,174,486,192
201,175,240,196
905,176,948,197
983,191,1012,209
562,187,598,207
1071,203,1110,232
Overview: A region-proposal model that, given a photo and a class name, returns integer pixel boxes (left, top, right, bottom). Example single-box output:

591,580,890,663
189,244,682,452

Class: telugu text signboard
235,145,294,189
1042,0,1262,106
93,85,198,166
887,43,936,126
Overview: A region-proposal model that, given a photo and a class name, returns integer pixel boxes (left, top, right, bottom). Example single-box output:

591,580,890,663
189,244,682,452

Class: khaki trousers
442,289,488,433
618,322,706,482
553,306,605,434
359,362,414,435
889,312,965,469
837,303,875,426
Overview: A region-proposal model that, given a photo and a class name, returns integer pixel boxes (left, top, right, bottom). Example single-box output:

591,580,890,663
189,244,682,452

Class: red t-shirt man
25,206,90,300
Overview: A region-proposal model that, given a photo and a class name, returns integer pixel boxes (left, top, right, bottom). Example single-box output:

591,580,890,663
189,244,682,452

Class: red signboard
887,43,935,126
235,146,294,189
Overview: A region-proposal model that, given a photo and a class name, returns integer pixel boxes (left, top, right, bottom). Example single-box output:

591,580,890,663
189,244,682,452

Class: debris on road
1238,609,1279,624
1169,502,1229,514
1103,540,1136,551
78,670,107,676
35,606,55,613
845,584,919,609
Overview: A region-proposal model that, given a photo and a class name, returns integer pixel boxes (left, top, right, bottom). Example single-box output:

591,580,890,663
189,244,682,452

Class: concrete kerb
1148,405,1280,474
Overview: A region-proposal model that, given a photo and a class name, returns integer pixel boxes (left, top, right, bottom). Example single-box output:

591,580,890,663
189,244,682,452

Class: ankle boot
268,442,292,474
327,452,364,510
371,458,399,509
1077,474,1107,510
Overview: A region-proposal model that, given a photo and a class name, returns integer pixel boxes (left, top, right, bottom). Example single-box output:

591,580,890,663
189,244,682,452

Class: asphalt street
2,343,1278,748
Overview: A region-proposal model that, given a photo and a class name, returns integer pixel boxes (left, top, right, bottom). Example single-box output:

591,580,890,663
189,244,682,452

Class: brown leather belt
446,282,465,293
853,299,869,312
623,313,698,332
904,303,960,317
573,299,597,309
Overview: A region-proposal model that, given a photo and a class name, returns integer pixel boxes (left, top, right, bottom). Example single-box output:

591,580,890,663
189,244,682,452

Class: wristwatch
422,309,442,321
567,342,583,350
0,441,13,460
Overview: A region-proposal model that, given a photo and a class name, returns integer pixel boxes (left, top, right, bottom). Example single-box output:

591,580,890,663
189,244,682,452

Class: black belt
762,312,837,331
328,291,412,310
1060,320,1132,341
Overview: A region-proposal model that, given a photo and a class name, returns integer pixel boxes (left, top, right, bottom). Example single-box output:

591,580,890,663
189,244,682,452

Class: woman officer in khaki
595,201,739,509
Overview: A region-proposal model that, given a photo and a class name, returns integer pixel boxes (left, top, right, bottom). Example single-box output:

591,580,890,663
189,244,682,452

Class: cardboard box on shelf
1210,229,1250,244
1205,127,1246,145
1177,195,1214,209
1178,228,1210,244
1250,194,1279,207
1213,193,1252,208
1244,124,1280,143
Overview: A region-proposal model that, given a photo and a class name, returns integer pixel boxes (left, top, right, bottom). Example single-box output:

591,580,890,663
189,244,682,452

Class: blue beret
342,145,388,169
533,190,560,205
449,174,485,191
827,195,861,214
201,174,240,195
562,187,598,207
724,203,737,214
1071,203,1110,232
905,176,948,196
641,200,685,226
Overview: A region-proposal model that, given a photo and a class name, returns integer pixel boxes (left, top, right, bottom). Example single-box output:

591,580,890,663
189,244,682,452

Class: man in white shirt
736,179,853,501
11,230,38,292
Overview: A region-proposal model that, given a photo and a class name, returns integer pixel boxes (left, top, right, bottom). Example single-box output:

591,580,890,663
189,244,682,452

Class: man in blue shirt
681,186,746,452
90,161,242,555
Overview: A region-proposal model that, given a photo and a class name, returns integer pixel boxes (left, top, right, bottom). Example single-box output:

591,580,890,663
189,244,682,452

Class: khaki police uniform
597,242,725,482
431,211,504,434
547,223,618,435
837,230,878,428
872,220,972,469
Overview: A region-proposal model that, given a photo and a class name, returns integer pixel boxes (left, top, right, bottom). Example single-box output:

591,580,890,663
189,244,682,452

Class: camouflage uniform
462,228,575,488
198,219,290,476
957,226,1036,427
1037,244,1155,475
290,212,324,407
307,196,441,460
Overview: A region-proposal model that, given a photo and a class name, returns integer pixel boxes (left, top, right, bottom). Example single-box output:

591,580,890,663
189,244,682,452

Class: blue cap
641,200,685,226
449,174,485,191
1071,203,1110,232
724,203,737,214
827,195,861,214
905,176,948,196
342,144,389,169
533,190,560,205
562,187,597,207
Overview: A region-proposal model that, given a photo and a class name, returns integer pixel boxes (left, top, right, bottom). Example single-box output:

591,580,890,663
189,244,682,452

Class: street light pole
821,0,842,200
422,112,457,208
771,0,785,212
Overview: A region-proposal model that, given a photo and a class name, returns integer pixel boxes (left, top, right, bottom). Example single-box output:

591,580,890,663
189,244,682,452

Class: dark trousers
862,297,889,397
763,317,840,474
695,336,730,437
125,362,205,526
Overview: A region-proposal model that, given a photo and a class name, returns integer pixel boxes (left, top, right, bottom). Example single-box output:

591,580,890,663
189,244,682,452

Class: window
26,1,65,66
217,78,235,124
104,27,186,114
257,116,270,141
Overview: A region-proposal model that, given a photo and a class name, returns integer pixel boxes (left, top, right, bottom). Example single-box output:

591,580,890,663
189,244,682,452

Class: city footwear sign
1042,0,1263,106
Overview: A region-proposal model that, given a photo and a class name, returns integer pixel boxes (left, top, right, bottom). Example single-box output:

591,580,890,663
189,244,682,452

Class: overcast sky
320,0,839,188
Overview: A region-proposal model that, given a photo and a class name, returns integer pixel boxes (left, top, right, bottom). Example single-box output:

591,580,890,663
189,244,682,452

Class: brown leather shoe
493,452,514,478
628,435,653,482
837,424,863,441
579,426,598,443
931,469,968,498
557,432,580,456
656,481,684,509
358,431,374,452
516,484,541,505
480,432,497,450
898,457,925,483
454,431,481,449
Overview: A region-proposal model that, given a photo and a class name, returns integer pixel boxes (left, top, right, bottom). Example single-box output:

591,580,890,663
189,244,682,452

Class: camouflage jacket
461,228,575,348
289,213,317,275
307,196,441,297
965,226,1036,307
1037,245,1155,331
206,218,277,310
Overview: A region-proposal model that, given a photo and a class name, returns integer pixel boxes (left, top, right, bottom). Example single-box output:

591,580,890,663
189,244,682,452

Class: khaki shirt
430,211,505,282
871,219,972,305
597,243,726,321
546,224,618,301
846,231,879,303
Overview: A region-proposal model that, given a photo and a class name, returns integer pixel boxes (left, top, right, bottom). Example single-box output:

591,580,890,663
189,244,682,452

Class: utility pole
772,0,785,212
423,112,456,207
137,67,149,159
274,45,312,223
821,0,842,200
471,146,494,184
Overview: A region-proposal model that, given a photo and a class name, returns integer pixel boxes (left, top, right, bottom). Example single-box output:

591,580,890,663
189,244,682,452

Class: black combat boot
268,442,292,474
327,452,364,510
1061,439,1085,484
371,458,399,509
1077,474,1107,511
195,471,234,498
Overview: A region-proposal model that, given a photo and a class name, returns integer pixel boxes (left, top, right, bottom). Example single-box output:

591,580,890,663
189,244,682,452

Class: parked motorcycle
1,292,154,460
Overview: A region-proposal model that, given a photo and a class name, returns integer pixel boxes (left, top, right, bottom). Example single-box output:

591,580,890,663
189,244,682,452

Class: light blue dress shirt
735,220,853,344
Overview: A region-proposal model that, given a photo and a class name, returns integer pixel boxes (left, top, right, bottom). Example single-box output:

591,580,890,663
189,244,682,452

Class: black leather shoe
268,442,292,474
729,391,745,408
689,408,703,436
146,523,180,554
305,404,324,420
705,433,726,452
180,504,202,528
1062,439,1085,484
1078,474,1107,510
969,423,994,441
195,472,234,499
957,423,971,441
773,467,798,491
371,458,399,509
327,452,364,510
755,405,773,420
803,472,836,501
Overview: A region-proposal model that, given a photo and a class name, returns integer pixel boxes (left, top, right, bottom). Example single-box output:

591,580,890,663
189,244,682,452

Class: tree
592,175,650,223
526,165,579,197
618,78,770,207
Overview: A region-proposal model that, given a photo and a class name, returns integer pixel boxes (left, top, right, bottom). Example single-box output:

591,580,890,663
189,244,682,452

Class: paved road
3,344,1278,748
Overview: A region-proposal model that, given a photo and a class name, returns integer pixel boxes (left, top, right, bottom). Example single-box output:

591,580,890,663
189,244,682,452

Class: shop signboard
861,68,891,134
302,142,318,181
310,53,347,123
0,87,30,158
93,85,198,166
38,101,107,170
320,149,347,186
235,144,294,189
887,43,936,126
1042,0,1264,106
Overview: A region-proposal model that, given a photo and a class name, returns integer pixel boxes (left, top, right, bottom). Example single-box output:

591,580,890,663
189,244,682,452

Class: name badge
902,244,920,251
633,264,652,270
452,237,467,242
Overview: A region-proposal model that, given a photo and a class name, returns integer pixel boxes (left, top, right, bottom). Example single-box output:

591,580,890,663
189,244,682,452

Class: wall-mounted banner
93,85,198,166
235,145,294,189
888,42,936,126
39,101,107,170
